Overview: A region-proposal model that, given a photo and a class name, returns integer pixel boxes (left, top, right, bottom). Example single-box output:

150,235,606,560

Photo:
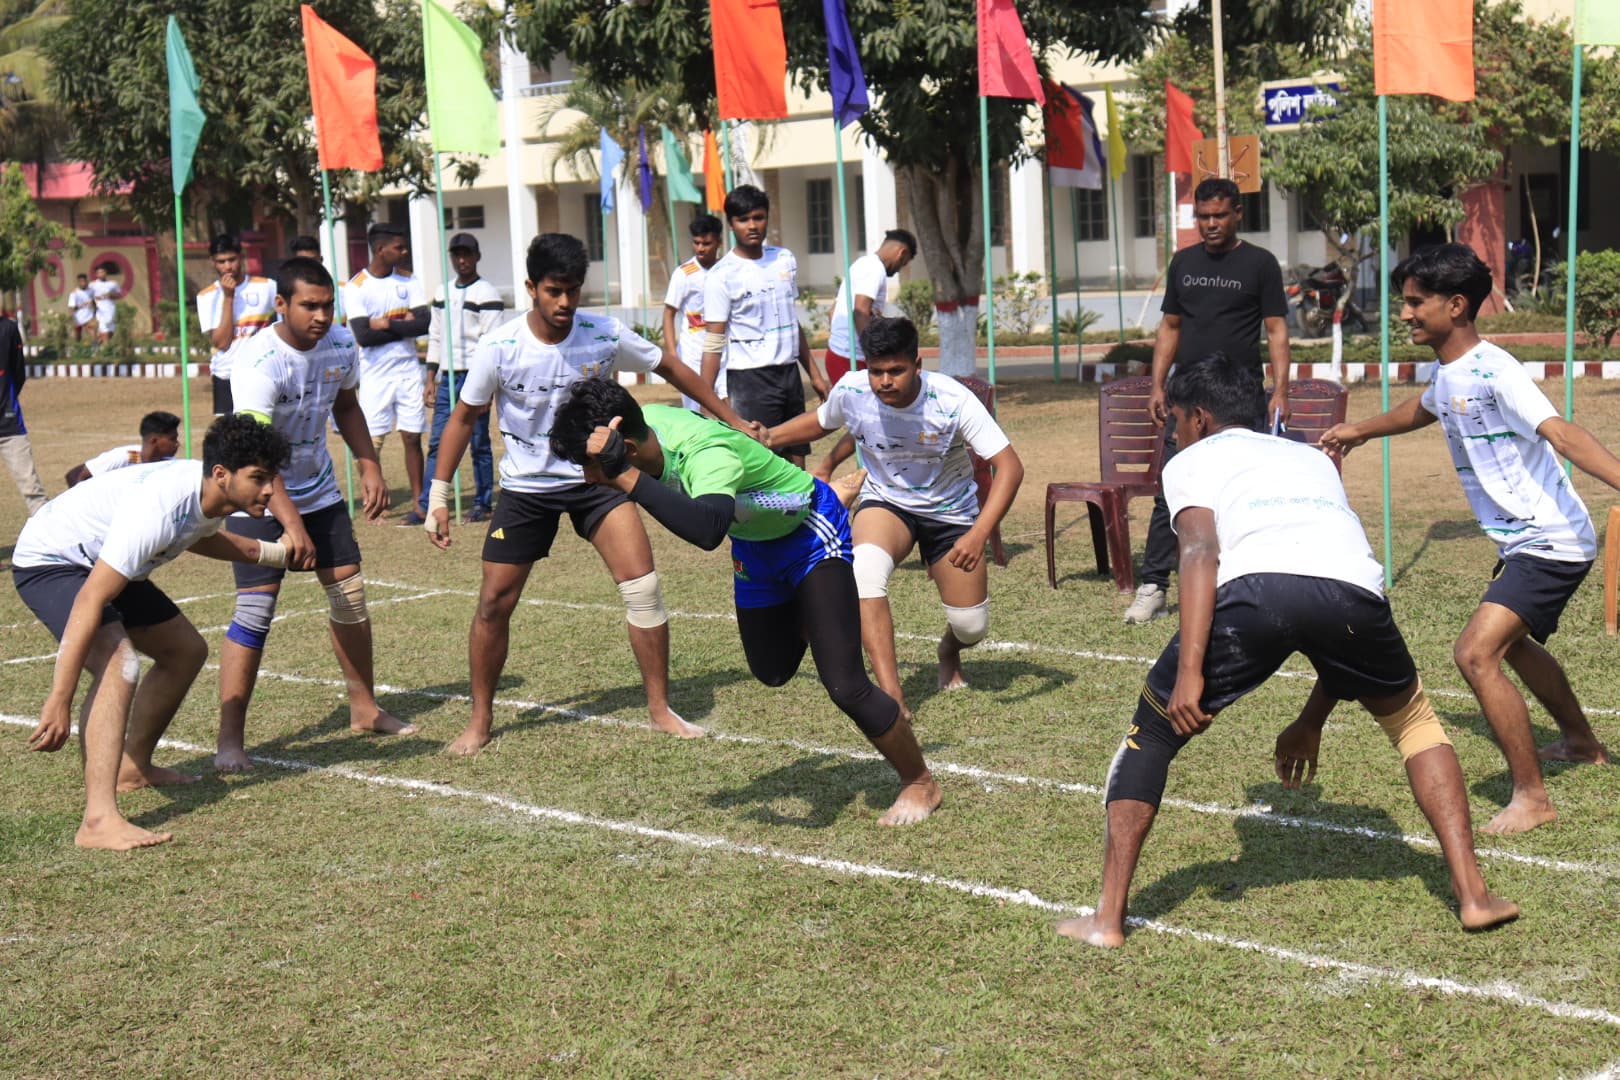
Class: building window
1074,187,1107,242
1297,197,1322,233
584,195,604,261
1133,155,1157,237
441,205,486,230
1239,187,1269,233
807,178,834,254
990,167,1007,246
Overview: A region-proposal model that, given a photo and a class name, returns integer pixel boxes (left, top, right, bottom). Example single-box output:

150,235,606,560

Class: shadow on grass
1391,519,1478,587
899,655,1075,714
705,752,899,828
1429,706,1591,809
1128,781,1460,923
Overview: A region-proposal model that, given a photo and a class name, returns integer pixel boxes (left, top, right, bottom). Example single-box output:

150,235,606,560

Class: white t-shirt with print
231,325,361,515
84,444,143,477
68,287,95,326
817,370,1010,525
197,276,278,381
458,312,662,494
12,459,223,579
1419,340,1594,561
826,253,890,360
663,256,726,407
343,269,427,380
702,247,800,371
1163,427,1385,594
89,279,120,324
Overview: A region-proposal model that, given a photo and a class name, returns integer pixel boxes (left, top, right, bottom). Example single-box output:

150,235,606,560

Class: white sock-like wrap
256,540,288,568
852,543,896,600
425,478,455,532
945,600,990,645
617,571,668,629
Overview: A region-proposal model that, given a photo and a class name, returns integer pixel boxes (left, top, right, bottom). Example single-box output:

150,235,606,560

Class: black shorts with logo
228,502,362,588
481,484,628,564
728,364,808,456
853,501,972,566
1143,573,1417,711
1483,553,1592,644
12,564,182,641
212,374,234,416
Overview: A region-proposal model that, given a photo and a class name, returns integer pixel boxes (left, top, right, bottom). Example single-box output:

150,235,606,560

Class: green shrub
1550,251,1620,347
1058,308,1103,337
991,271,1045,338
895,278,935,332
1477,309,1567,334
1102,342,1154,367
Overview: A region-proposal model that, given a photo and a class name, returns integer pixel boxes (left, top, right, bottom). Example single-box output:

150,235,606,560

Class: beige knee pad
1374,682,1452,761
944,600,989,645
617,571,668,629
325,573,369,625
853,544,895,600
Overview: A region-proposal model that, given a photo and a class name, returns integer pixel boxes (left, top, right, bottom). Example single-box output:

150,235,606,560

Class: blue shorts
730,478,853,609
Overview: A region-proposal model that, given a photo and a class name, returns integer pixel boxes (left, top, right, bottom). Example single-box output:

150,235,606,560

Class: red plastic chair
1045,376,1163,591
1276,378,1349,471
950,374,1008,567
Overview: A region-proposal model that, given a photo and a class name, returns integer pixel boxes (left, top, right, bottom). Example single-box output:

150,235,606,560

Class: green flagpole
174,192,193,458
1108,171,1125,346
1070,187,1082,358
1563,45,1583,427
665,167,679,268
1378,95,1393,590
604,204,613,312
722,121,735,190
320,168,357,518
979,95,996,386
1046,167,1060,381
641,211,651,338
834,117,857,377
431,153,464,521
1165,169,1175,268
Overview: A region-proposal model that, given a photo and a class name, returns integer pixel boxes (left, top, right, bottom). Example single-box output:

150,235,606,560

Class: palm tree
0,0,69,183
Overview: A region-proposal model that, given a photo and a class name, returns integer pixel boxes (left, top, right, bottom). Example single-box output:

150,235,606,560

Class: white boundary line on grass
3,711,1617,1036
1576,1062,1620,1080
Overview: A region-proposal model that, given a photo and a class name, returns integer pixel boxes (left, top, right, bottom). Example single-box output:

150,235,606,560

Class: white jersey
1163,428,1385,594
68,287,95,326
231,324,361,515
89,279,120,323
343,269,427,379
702,246,800,371
459,312,661,494
12,459,224,580
826,253,890,360
1419,340,1595,561
427,276,506,374
664,257,712,369
817,370,1010,524
197,276,277,381
84,444,143,477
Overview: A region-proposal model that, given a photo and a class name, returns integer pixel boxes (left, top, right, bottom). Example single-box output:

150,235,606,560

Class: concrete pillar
861,140,898,250
1009,157,1045,277
1460,178,1507,316
500,36,539,308
407,193,442,299
614,171,649,319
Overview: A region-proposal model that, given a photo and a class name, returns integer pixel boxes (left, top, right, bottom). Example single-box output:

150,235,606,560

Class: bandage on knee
852,543,896,600
226,590,278,650
945,600,989,645
1374,682,1451,762
1103,691,1192,807
325,574,368,625
617,571,668,629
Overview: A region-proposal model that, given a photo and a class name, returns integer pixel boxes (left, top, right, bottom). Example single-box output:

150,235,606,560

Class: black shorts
228,502,362,588
1143,573,1417,711
481,485,627,564
728,365,808,456
12,564,182,641
853,501,972,565
212,374,234,416
1483,554,1592,644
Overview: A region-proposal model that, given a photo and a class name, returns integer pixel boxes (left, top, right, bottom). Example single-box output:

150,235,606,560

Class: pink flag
977,0,1045,103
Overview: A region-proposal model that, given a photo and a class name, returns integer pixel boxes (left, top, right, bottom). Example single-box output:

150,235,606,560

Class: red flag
1165,81,1203,176
301,5,383,171
703,130,726,212
1373,0,1474,102
1043,79,1086,169
711,0,787,120
977,0,1045,103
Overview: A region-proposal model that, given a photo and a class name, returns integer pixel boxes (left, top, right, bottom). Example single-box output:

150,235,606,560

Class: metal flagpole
432,152,463,521
1108,169,1125,346
173,192,193,458
833,117,857,380
1070,187,1082,358
320,168,356,516
1563,45,1584,427
979,95,996,386
1377,95,1392,590
1046,165,1059,381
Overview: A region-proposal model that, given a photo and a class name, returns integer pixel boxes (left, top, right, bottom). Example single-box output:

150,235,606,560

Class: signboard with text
1261,77,1342,132
1192,135,1262,194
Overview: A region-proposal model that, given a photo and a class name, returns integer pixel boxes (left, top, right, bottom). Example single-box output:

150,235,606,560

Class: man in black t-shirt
1125,178,1292,624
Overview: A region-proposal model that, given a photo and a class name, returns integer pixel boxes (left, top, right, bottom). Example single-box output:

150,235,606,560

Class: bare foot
1460,894,1520,931
116,763,200,793
937,633,968,691
444,726,493,756
350,709,418,736
1538,738,1610,764
214,747,254,772
1056,914,1125,948
830,468,866,509
75,817,172,851
877,775,942,826
649,707,706,739
1481,796,1558,835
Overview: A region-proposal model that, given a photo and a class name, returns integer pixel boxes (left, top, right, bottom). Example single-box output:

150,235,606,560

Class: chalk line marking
1578,1061,1620,1080
2,712,1616,1035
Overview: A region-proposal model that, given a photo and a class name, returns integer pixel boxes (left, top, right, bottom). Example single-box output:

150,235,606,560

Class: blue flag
637,127,654,213
599,129,625,212
821,0,869,127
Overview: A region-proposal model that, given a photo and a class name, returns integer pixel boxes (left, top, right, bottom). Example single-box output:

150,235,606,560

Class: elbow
697,530,728,552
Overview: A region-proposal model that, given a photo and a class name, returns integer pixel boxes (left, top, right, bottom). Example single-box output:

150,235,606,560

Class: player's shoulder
198,282,220,297
680,258,702,276
480,313,528,349
347,270,370,287
246,275,272,285
323,324,358,351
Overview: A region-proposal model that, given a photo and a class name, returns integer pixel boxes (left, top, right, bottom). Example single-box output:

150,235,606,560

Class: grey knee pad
945,601,989,645
226,590,278,651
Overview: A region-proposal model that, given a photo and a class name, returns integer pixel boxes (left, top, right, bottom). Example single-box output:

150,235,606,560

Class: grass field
3,371,1620,1078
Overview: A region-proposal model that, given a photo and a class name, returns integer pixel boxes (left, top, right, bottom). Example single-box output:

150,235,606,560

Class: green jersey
643,404,816,542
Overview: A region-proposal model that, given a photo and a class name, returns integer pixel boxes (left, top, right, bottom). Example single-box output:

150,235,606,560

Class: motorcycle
1287,262,1369,338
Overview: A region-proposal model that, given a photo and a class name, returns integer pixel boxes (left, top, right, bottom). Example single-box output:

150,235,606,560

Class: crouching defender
216,256,408,772
12,415,291,849
767,316,1023,716
553,380,942,825
1059,351,1518,947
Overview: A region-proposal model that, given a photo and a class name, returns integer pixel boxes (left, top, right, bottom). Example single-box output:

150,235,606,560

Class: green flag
165,16,205,194
660,127,704,203
422,0,499,155
1576,0,1620,44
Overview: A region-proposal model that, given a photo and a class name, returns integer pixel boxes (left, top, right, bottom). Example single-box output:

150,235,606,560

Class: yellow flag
1105,86,1127,182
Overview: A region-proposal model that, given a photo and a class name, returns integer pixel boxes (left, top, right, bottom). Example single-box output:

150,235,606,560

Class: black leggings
734,559,900,739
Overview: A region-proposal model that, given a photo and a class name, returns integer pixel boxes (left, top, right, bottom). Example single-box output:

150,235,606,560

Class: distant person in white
768,316,1023,719
68,273,95,343
10,414,293,851
89,263,122,344
662,213,726,412
65,410,181,487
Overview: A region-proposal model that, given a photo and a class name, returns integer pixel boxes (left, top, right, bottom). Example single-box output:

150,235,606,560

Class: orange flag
1372,0,1474,102
301,5,383,171
1165,81,1203,176
977,0,1045,103
711,0,787,120
703,130,726,212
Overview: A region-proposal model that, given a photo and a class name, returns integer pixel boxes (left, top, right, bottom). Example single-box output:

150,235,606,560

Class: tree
0,164,79,293
0,0,70,176
513,0,1154,371
43,0,459,234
